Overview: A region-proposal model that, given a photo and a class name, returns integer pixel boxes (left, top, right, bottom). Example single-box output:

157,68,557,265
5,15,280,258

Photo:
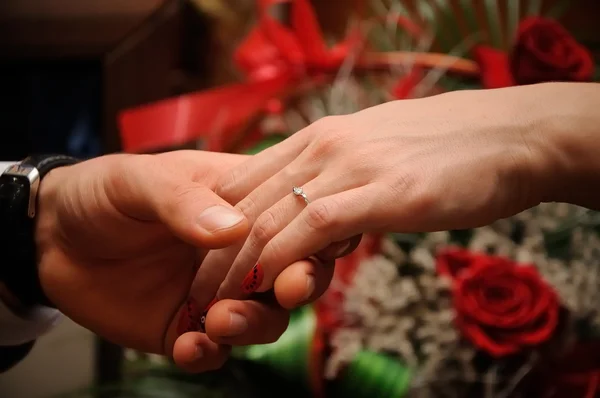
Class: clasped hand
175,86,555,370
38,84,567,373
36,150,346,373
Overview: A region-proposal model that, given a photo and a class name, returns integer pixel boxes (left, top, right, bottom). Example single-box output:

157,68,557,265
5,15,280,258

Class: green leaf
432,0,464,53
506,0,521,46
368,22,396,51
541,211,600,260
449,229,474,247
416,1,450,51
484,0,503,48
527,0,543,15
232,306,316,389
438,75,482,91
334,351,412,398
459,0,479,34
390,232,425,253
389,0,413,51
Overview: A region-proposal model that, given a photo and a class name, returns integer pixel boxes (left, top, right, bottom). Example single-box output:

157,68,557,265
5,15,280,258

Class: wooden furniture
0,0,212,153
0,0,168,58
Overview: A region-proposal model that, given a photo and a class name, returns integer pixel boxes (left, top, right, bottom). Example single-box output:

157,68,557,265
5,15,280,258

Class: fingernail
334,241,351,258
227,312,248,336
177,298,200,335
241,263,264,294
194,345,204,359
196,206,244,232
303,274,316,302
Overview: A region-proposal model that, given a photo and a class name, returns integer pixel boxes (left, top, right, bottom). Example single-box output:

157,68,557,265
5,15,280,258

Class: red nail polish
241,263,264,294
177,297,200,335
177,297,218,335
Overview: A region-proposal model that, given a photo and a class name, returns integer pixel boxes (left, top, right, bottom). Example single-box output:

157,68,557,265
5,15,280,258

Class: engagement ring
293,186,310,205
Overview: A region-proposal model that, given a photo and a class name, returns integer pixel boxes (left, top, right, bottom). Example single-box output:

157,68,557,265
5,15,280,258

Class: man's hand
34,151,251,356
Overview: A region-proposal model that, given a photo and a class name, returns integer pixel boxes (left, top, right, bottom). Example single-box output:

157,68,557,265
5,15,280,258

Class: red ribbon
119,0,480,153
235,0,362,80
119,74,293,153
120,0,355,153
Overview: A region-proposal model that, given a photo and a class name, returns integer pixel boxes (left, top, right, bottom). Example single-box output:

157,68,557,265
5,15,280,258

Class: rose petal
453,255,561,357
477,279,528,315
514,295,560,345
436,247,479,279
458,277,534,327
456,315,520,357
513,266,556,321
511,17,594,84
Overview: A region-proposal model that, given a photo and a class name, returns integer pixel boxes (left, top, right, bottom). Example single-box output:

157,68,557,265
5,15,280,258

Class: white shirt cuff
0,301,62,346
0,160,63,346
0,162,15,173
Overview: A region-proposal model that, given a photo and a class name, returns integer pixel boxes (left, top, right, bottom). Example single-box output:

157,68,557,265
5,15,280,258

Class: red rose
445,251,559,357
511,17,594,85
437,247,515,279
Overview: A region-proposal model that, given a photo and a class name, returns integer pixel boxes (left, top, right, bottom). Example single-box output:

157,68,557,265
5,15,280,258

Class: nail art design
241,263,264,294
177,297,200,335
177,297,218,335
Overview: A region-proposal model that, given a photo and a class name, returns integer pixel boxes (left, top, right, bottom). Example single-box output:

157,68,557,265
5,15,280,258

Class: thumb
112,155,249,249
156,181,249,248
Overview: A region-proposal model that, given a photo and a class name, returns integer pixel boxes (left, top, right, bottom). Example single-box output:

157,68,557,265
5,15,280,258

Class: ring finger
216,173,363,300
186,157,317,314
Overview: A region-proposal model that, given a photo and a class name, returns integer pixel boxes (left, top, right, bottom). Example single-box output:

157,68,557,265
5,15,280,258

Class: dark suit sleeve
0,340,35,373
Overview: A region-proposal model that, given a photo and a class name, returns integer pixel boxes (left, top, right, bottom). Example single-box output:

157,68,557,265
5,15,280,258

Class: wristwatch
0,155,79,309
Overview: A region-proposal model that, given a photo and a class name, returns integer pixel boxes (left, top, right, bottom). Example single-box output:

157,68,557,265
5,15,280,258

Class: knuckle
312,115,344,132
109,155,149,191
215,164,246,201
304,200,337,231
251,210,279,244
308,116,347,159
214,174,233,199
279,165,299,183
235,195,259,222
385,170,434,214
387,169,418,197
165,183,199,213
262,238,285,266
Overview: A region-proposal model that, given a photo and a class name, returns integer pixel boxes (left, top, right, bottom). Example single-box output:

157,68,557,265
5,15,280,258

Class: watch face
0,175,31,214
1,165,39,218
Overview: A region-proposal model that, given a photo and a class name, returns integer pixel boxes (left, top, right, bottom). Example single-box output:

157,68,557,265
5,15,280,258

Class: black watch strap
0,155,79,308
24,155,81,179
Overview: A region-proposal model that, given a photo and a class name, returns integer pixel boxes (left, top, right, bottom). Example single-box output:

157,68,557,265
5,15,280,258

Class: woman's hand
196,84,572,301
172,256,334,372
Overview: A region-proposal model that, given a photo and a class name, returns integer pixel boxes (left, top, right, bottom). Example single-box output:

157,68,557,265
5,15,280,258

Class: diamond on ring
293,186,310,205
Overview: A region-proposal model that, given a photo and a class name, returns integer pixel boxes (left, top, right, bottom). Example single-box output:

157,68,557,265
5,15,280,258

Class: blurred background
0,1,599,397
